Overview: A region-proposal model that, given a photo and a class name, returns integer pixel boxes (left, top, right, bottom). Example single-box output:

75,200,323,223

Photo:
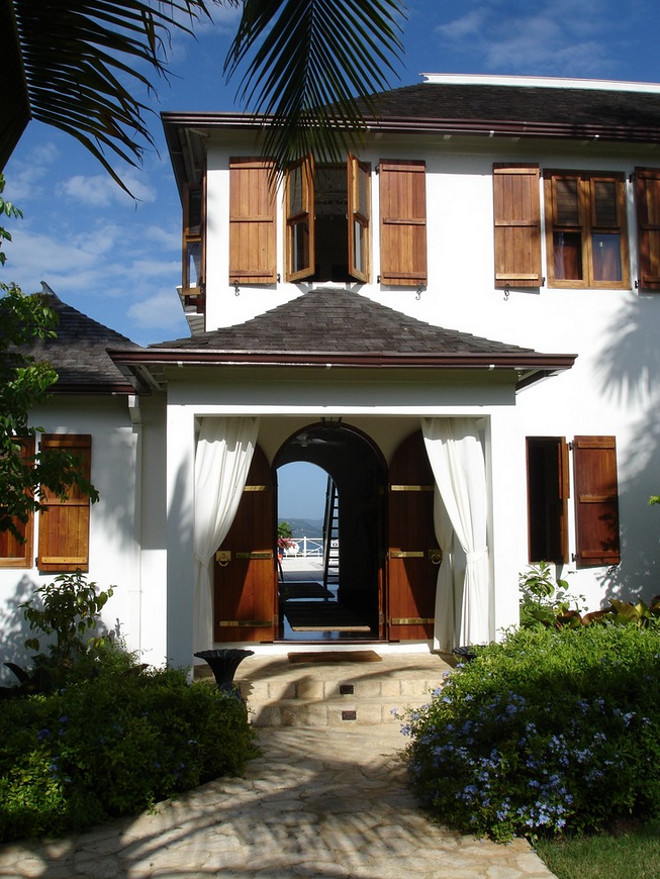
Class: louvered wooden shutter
37,435,92,573
573,436,620,567
229,158,277,284
635,167,660,290
493,164,542,288
0,436,35,568
379,159,427,286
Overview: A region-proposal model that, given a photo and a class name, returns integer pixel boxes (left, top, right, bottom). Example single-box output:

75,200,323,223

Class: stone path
0,725,557,879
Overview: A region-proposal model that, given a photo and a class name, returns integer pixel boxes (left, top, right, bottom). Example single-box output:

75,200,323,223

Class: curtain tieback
466,549,488,564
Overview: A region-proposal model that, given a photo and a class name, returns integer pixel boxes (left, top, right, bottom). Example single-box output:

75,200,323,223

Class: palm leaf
224,0,405,169
1,0,213,192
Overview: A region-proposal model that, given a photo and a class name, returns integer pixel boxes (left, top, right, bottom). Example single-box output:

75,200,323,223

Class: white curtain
193,417,259,651
422,417,489,646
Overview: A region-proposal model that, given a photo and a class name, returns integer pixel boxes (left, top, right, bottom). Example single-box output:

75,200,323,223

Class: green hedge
403,626,660,841
0,652,257,842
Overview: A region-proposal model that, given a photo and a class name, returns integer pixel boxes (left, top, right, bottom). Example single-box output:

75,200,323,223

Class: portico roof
108,287,576,393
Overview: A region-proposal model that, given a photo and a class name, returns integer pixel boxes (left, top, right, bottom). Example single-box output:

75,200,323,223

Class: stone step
246,694,430,727
230,652,453,728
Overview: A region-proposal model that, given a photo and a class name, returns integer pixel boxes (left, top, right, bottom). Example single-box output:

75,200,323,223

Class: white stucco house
3,73,660,677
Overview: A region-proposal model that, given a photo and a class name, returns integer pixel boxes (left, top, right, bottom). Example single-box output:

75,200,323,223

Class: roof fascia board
109,347,576,371
420,73,660,94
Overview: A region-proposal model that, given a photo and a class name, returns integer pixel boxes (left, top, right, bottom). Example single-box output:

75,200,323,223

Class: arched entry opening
274,423,387,641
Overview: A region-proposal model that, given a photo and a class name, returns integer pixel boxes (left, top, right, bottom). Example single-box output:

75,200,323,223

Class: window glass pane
291,221,309,273
358,164,369,218
353,220,364,274
553,232,582,280
290,165,303,215
188,187,202,234
555,178,579,225
593,233,622,281
592,180,618,227
186,241,202,288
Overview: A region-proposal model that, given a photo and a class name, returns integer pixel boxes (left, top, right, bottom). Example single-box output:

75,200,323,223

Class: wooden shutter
573,436,620,567
229,158,277,284
493,164,542,287
285,154,315,281
635,167,660,290
347,154,371,283
37,435,92,573
0,436,35,568
379,159,427,286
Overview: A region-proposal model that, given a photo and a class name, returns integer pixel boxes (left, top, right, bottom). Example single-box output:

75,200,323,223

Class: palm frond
1,0,213,192
224,0,405,169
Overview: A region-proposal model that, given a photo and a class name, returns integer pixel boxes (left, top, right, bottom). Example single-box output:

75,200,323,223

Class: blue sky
4,0,660,518
4,1,660,346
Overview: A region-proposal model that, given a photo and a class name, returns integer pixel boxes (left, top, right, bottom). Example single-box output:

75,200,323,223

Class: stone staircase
230,651,453,728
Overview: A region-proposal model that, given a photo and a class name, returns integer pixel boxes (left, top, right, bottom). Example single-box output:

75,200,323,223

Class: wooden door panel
213,445,277,642
387,431,439,640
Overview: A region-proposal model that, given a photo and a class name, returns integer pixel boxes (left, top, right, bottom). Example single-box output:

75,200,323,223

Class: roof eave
108,347,577,393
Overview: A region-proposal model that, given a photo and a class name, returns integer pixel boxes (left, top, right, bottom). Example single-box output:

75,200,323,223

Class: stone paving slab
0,724,557,879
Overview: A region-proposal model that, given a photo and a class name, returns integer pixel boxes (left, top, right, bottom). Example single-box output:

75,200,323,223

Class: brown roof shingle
150,287,534,356
18,286,139,392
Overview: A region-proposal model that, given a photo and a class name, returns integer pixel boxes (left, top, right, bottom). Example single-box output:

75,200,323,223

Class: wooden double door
213,431,440,643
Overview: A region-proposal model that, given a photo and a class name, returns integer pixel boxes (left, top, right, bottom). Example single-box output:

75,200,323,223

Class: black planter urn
193,648,254,692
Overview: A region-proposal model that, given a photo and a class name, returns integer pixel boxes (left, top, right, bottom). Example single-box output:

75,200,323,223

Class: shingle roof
359,82,660,133
17,286,139,392
150,287,533,356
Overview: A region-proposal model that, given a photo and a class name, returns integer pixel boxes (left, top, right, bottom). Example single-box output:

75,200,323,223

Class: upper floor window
228,154,427,288
285,155,371,283
182,182,205,293
544,171,629,289
492,164,655,291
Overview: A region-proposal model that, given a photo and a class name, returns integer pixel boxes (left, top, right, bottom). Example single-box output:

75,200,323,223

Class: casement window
182,181,206,301
634,167,660,290
379,159,427,286
493,164,542,288
229,157,277,284
0,436,35,568
284,155,372,284
526,435,620,568
37,435,92,573
544,171,629,288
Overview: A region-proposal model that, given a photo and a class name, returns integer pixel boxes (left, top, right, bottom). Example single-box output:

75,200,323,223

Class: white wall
0,395,146,683
196,131,660,616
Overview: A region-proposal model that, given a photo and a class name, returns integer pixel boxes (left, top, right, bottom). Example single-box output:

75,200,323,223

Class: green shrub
403,626,660,841
0,650,257,842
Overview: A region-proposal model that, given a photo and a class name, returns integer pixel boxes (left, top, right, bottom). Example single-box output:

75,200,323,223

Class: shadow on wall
0,574,39,685
595,294,660,605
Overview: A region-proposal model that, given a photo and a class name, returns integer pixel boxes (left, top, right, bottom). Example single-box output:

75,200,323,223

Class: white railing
284,536,324,557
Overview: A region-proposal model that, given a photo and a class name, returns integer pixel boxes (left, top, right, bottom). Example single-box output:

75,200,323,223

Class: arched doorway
274,423,387,641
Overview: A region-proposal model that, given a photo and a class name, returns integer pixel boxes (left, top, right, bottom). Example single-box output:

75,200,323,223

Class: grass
535,821,660,879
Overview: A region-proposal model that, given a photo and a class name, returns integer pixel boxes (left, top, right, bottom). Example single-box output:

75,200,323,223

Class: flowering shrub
0,648,257,842
403,626,660,841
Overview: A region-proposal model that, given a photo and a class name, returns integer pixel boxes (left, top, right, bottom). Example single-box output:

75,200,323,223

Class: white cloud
59,171,156,207
144,224,180,250
127,287,188,332
436,8,489,41
432,0,623,76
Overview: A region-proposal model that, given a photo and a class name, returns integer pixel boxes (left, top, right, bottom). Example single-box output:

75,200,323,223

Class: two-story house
3,74,660,675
